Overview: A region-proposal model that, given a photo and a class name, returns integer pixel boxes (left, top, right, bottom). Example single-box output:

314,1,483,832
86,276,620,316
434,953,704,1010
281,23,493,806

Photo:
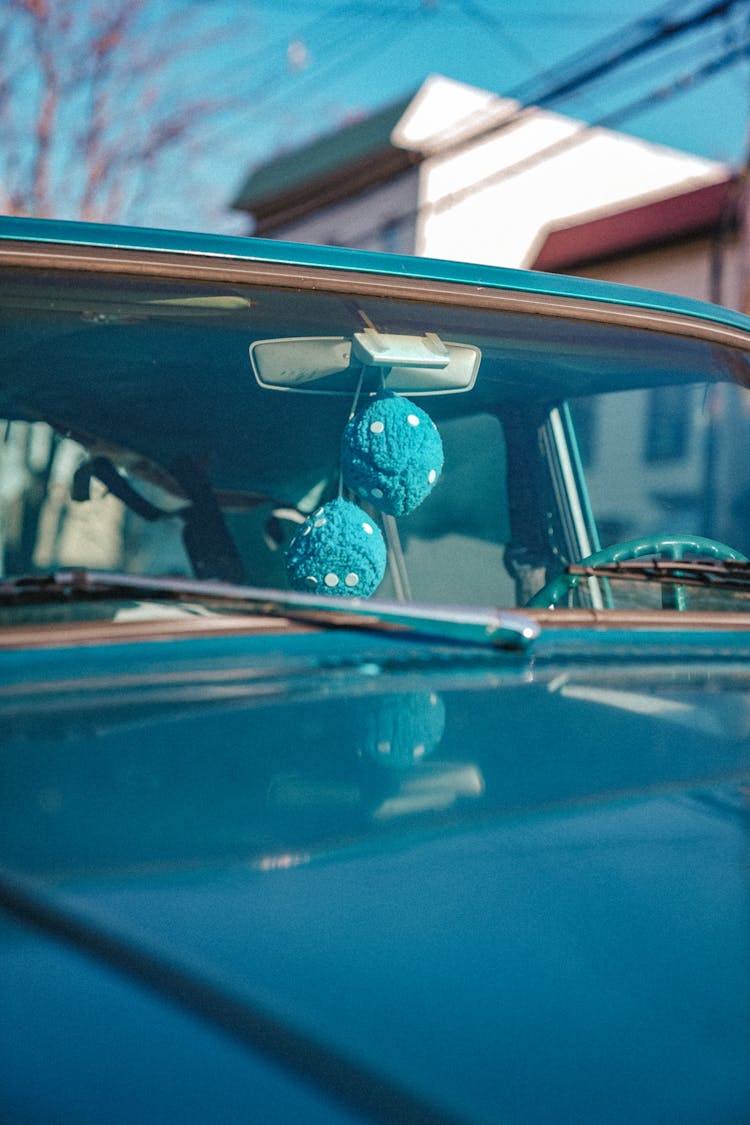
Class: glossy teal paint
3,214,750,1122
1,909,362,1125
2,624,750,1122
3,213,750,336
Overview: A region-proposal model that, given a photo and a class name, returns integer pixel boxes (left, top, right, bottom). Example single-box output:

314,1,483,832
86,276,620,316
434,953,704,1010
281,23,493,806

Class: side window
0,419,189,577
568,387,700,547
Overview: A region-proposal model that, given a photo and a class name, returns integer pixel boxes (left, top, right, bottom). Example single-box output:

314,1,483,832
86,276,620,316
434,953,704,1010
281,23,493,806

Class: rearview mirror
249,332,480,395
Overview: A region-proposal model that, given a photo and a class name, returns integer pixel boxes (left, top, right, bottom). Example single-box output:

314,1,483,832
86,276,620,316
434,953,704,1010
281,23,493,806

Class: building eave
232,92,420,229
250,147,420,234
531,175,739,272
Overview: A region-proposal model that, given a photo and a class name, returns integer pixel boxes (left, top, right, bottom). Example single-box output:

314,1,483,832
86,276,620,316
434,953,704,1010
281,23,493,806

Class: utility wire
188,0,349,80
425,36,750,217
450,0,544,72
421,0,750,170
339,34,750,248
197,26,374,149
511,0,747,107
184,1,353,98
202,0,742,171
211,0,748,231
207,0,706,150
559,20,739,103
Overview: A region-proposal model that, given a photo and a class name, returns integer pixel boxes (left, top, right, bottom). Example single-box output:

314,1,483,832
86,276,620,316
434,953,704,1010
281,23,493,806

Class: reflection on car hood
2,628,750,1123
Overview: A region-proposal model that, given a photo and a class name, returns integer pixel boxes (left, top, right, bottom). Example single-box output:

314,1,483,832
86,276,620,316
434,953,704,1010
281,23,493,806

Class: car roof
3,213,750,338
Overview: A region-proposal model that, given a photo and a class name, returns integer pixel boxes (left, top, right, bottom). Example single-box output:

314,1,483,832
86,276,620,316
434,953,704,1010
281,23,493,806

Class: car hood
2,626,750,1123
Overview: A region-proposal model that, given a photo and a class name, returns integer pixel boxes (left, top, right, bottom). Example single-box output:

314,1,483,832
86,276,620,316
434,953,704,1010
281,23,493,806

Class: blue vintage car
1,216,749,1124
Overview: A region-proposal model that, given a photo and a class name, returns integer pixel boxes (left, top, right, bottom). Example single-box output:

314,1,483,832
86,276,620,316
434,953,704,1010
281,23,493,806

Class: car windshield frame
3,218,750,625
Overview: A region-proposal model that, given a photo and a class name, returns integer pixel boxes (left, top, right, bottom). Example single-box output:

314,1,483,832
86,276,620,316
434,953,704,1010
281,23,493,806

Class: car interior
2,265,750,615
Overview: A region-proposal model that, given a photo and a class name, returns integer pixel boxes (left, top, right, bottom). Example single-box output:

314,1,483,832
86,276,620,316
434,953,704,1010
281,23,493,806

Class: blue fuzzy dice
341,391,444,516
285,497,386,597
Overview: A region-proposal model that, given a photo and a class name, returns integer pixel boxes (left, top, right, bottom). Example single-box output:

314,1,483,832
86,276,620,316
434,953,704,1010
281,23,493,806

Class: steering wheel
527,534,748,610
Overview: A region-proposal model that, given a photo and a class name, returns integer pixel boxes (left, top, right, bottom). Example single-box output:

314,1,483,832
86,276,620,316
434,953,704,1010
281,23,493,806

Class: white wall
415,119,727,269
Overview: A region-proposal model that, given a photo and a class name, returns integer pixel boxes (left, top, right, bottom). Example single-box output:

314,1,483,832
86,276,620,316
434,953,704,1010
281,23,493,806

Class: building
231,75,731,288
531,174,744,309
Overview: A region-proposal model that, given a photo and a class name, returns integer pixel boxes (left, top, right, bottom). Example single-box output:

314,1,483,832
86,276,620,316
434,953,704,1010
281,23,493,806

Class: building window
645,384,690,463
568,396,597,467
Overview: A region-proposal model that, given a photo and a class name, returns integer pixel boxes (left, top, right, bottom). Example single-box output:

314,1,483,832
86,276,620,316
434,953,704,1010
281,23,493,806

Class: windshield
3,259,750,617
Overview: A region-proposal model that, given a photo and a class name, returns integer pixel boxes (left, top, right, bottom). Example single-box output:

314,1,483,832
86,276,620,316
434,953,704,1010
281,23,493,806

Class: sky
230,0,749,154
5,0,750,233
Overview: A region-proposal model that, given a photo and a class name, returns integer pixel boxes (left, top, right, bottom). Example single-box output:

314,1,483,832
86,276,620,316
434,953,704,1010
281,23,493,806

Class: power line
510,0,747,108
450,0,544,72
177,0,750,152
339,34,750,248
566,20,738,98
201,0,744,178
426,36,750,217
204,0,749,233
182,1,352,93
425,0,750,169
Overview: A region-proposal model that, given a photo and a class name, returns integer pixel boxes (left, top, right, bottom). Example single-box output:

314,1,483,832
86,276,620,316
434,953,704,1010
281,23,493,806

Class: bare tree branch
0,0,244,225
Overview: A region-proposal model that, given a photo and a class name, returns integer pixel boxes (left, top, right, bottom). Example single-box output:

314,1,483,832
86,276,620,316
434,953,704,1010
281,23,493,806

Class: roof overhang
231,93,420,232
248,146,420,234
531,174,739,272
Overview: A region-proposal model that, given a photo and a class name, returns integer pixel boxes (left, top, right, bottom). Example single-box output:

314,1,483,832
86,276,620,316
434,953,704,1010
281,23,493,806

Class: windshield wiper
0,569,540,651
567,557,750,591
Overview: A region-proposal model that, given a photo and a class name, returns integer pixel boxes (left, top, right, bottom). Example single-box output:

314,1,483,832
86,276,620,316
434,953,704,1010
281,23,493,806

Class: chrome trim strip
2,241,750,352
